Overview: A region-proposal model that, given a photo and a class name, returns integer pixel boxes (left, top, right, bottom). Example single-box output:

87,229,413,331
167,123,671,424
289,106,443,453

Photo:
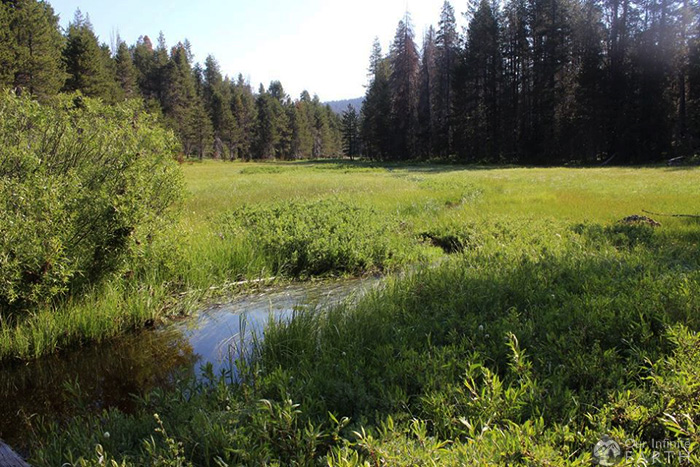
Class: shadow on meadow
289,158,700,174
1,329,197,452
289,159,509,173
256,219,700,430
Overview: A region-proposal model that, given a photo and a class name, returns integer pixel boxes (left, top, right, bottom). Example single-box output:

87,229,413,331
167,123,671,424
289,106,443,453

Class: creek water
0,277,380,451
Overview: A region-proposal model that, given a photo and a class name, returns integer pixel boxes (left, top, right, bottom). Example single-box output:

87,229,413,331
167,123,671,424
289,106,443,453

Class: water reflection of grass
0,328,197,451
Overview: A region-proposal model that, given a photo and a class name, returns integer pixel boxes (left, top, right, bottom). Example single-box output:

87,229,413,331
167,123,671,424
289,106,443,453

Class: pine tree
254,84,282,159
203,55,223,120
290,91,315,158
688,17,700,152
231,74,257,160
268,80,288,102
361,40,392,160
266,81,292,158
569,0,607,161
62,10,119,101
602,0,635,161
324,104,343,156
501,0,531,161
103,42,123,100
4,0,65,98
0,2,13,87
190,99,213,160
285,104,303,159
368,37,384,77
389,14,421,159
311,95,332,157
132,35,157,99
114,41,138,98
341,104,361,159
202,54,234,158
153,32,170,102
676,0,695,153
418,27,438,157
454,0,502,161
434,1,459,156
527,0,572,163
215,77,239,160
161,42,211,158
628,0,677,162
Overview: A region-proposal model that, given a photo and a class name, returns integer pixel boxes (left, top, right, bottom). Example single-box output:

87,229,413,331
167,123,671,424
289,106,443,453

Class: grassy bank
17,161,700,465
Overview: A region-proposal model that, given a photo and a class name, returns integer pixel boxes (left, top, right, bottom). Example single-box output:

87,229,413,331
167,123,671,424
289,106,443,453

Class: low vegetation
28,206,700,465
0,92,182,310
218,199,425,276
2,0,699,462
0,93,185,359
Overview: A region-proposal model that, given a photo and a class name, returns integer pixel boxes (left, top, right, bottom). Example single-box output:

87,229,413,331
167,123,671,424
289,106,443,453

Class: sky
48,0,467,102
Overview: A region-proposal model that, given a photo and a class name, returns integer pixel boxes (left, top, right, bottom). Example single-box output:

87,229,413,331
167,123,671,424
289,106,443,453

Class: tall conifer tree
5,0,65,98
389,14,421,159
361,39,392,159
418,27,438,157
62,10,119,101
114,41,138,98
434,1,459,156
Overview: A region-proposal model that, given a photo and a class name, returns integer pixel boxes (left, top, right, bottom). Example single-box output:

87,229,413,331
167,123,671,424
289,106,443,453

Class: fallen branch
600,154,616,166
642,209,700,219
178,276,278,296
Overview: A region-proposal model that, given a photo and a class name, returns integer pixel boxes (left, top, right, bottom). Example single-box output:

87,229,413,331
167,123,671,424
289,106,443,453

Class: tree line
0,0,343,160
361,0,700,164
3,0,699,164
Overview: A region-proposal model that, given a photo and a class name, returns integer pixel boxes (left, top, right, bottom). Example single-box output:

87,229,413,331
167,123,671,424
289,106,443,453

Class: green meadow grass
26,161,700,466
182,161,699,220
2,160,698,361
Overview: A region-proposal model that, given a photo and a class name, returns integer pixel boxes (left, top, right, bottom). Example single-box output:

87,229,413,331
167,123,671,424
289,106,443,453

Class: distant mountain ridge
325,97,364,115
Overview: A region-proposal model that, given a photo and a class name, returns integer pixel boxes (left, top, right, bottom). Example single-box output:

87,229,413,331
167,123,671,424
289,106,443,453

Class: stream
0,276,380,451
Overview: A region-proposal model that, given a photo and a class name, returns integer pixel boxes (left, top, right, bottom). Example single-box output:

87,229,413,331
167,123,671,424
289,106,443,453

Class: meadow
17,160,700,465
8,158,692,362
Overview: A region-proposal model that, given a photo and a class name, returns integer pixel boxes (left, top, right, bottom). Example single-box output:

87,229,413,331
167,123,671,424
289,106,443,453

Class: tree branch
642,209,700,219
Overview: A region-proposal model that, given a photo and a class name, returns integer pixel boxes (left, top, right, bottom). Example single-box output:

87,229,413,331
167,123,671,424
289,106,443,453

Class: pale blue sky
48,0,466,101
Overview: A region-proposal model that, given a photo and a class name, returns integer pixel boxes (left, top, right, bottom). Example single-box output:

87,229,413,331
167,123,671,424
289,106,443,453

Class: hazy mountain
325,97,364,115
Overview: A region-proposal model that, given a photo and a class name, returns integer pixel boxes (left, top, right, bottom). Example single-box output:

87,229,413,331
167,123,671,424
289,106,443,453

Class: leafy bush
0,92,183,314
219,199,416,276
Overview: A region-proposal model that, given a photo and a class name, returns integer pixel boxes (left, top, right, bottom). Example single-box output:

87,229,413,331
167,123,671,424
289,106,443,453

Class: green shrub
218,199,415,276
0,92,183,314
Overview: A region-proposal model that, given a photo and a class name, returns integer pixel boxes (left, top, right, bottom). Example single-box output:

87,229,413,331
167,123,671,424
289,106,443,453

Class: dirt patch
619,215,661,227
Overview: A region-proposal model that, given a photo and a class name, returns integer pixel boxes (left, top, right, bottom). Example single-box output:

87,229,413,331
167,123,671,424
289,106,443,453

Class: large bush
0,92,183,313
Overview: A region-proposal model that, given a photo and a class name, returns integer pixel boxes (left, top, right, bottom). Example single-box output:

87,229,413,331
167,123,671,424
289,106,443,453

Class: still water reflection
0,277,378,450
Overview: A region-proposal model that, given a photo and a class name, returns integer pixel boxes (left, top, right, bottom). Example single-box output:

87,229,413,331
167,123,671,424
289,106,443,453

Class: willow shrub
0,92,183,315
